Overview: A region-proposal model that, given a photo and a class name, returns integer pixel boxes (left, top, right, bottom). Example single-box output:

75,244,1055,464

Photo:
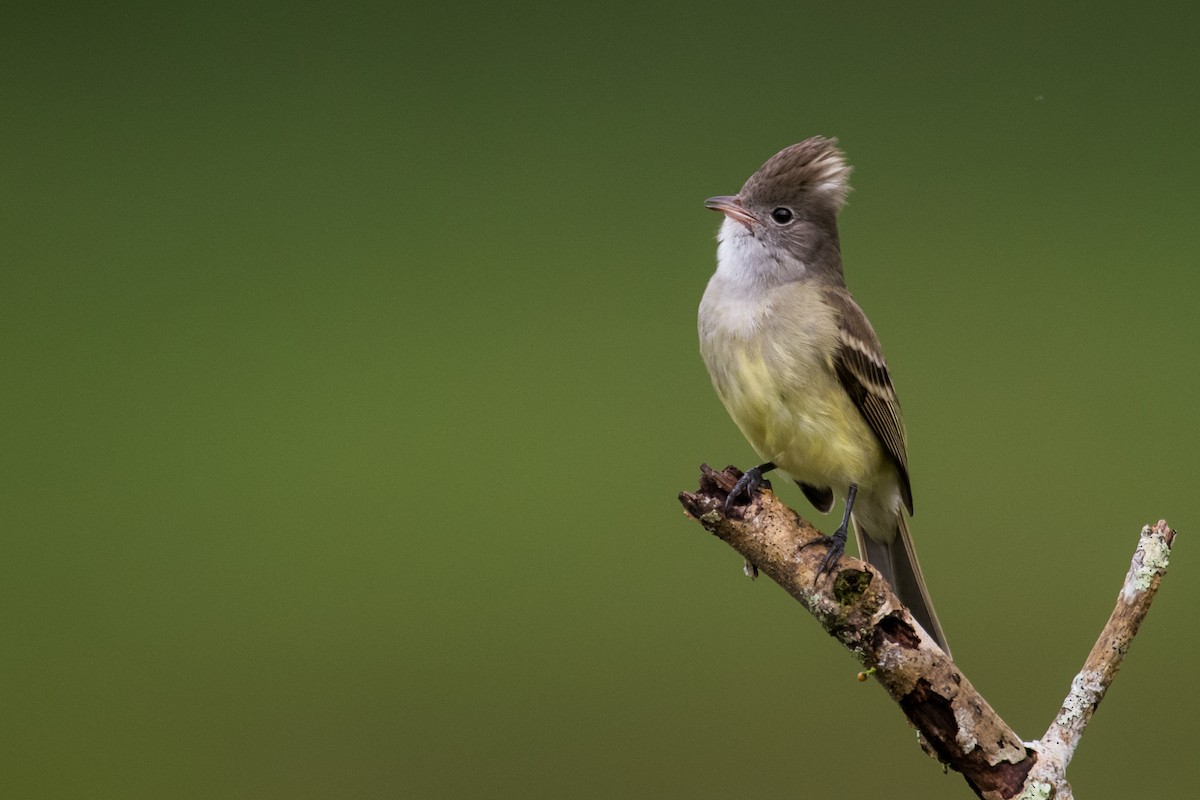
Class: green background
4,2,1197,797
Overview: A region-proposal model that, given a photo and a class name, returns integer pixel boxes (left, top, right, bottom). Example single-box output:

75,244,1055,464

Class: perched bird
698,137,949,653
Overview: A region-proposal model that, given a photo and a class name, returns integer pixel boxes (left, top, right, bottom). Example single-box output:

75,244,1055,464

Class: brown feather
822,287,913,514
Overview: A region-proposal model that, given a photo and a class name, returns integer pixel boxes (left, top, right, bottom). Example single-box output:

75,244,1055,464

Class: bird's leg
800,483,857,578
724,461,776,514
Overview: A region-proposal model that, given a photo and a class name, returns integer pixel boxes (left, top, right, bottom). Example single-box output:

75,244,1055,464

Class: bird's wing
822,287,913,514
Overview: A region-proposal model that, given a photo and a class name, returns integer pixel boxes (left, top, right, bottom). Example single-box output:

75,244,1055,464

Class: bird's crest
744,136,852,209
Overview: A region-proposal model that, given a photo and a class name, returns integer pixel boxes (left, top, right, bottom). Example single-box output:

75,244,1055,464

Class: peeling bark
678,464,1176,799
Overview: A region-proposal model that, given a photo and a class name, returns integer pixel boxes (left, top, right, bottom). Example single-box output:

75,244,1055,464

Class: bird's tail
854,515,950,656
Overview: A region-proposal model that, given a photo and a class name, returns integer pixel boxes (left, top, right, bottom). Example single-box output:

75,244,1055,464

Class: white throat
714,217,805,293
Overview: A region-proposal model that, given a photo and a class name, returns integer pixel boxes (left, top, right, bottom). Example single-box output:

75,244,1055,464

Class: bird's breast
699,280,884,492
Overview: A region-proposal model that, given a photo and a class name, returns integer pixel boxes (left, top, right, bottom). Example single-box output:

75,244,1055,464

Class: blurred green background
3,2,1197,797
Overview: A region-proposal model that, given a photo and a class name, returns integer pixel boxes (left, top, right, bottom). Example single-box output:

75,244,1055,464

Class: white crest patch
808,151,851,207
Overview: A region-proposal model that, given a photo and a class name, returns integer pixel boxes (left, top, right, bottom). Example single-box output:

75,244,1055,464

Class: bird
697,137,949,653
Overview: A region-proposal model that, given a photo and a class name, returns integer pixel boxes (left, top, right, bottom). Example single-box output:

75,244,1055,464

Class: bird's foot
799,524,849,580
724,465,772,515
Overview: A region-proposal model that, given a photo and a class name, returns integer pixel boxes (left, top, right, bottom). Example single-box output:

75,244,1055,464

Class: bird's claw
724,467,771,514
799,525,849,581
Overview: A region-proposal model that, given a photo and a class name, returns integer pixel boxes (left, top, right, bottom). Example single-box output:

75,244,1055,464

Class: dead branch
678,464,1176,799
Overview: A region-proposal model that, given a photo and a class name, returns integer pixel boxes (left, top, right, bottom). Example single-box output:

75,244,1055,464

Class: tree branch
1022,519,1176,799
678,464,1176,799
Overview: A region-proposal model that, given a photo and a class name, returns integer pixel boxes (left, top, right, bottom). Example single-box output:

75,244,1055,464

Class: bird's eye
770,207,794,224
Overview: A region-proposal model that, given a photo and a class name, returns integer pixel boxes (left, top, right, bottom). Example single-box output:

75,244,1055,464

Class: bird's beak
704,195,756,231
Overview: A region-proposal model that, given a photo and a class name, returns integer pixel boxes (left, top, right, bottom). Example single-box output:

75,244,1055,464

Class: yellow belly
699,277,892,497
711,338,886,494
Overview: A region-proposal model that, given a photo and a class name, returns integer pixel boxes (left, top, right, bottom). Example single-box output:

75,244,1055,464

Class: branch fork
679,464,1175,799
